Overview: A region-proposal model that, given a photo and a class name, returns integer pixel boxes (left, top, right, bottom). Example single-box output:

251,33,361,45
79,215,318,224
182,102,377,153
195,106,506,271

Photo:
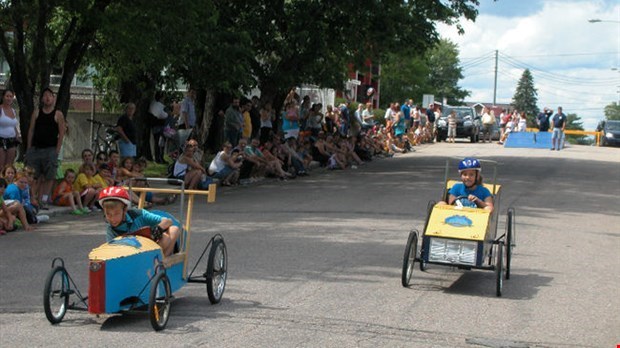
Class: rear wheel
44,266,70,324
207,238,228,304
401,230,418,287
149,272,171,331
496,242,504,297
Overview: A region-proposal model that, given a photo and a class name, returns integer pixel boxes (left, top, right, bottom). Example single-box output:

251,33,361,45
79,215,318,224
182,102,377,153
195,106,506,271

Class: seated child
441,157,494,212
0,178,17,234
3,173,37,229
74,163,103,211
98,186,180,256
52,169,90,215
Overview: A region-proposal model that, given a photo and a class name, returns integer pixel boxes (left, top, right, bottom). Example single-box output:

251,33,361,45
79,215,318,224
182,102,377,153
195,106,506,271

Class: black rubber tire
496,242,504,297
149,272,171,331
506,210,514,280
401,231,418,287
43,266,70,324
207,238,228,304
419,238,427,272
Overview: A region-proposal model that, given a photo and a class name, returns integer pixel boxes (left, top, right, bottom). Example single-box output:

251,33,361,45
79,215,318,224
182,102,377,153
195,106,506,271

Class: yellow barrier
525,128,604,146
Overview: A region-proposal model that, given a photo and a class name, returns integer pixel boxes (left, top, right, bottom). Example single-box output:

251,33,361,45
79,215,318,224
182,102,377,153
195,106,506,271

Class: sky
437,0,620,130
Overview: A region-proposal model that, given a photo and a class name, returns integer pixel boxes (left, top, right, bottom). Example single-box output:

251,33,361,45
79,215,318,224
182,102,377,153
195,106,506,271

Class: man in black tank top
25,87,66,208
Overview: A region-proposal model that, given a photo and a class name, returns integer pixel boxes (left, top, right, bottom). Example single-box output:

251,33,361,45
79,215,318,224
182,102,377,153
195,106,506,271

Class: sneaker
81,207,91,214
71,209,84,216
14,220,22,229
36,214,50,223
351,165,358,169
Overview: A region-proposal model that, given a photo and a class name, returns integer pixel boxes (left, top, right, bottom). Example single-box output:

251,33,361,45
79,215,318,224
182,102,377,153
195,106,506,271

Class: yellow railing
525,128,604,146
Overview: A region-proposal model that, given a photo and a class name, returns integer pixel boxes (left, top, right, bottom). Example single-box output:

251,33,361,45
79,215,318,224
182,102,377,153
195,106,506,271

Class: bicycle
86,119,119,155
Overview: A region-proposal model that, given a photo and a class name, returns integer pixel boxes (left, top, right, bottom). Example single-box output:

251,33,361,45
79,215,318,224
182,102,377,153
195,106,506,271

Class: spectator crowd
0,84,570,235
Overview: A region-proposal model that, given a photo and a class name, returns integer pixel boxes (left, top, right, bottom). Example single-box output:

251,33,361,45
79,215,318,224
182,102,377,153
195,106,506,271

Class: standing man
178,88,196,146
551,106,567,151
426,103,436,141
224,97,243,147
149,91,168,164
26,87,66,208
537,107,552,132
401,99,412,131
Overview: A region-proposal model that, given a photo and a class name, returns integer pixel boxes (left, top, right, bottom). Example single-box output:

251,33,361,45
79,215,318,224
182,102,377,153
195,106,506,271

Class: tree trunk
195,89,216,164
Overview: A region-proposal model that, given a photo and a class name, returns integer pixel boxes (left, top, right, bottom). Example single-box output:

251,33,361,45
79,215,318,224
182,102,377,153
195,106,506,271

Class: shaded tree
0,0,114,154
604,101,620,120
511,69,538,126
380,52,430,107
565,112,587,144
426,39,470,105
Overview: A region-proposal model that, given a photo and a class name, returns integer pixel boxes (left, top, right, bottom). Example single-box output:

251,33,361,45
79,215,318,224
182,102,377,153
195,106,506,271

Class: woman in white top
517,111,528,132
173,139,206,189
208,142,240,186
0,89,21,169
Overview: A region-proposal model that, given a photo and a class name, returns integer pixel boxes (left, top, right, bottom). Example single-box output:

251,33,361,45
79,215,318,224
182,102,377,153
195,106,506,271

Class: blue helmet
458,157,481,172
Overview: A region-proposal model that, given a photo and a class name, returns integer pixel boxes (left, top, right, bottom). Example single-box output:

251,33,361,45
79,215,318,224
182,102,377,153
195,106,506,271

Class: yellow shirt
73,173,102,193
242,111,252,139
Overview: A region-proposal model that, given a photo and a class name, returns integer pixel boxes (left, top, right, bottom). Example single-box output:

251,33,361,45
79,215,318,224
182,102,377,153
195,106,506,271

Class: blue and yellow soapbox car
401,160,516,296
43,179,227,330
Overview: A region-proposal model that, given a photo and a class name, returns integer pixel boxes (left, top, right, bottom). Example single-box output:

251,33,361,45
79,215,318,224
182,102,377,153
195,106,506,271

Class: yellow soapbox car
401,160,516,296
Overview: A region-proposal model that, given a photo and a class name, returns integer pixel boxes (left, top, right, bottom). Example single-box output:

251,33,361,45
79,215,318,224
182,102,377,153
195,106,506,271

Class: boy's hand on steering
151,225,166,242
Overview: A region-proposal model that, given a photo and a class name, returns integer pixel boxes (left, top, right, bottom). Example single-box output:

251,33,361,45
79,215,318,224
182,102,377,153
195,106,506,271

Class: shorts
0,137,19,150
25,147,58,180
118,140,136,158
212,166,234,180
283,128,299,139
53,194,72,206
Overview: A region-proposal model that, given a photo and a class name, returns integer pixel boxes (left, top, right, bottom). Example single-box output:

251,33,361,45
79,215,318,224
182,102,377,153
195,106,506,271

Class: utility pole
493,50,498,106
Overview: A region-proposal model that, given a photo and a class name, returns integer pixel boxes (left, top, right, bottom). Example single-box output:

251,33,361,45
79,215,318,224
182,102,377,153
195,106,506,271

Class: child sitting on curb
52,169,90,215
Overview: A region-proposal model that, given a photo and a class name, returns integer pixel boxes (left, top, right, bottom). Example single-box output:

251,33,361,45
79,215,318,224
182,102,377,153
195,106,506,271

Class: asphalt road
1,142,619,347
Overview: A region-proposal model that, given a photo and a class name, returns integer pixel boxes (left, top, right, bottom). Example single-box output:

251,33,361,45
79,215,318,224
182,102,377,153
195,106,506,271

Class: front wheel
401,230,418,287
149,272,172,331
496,242,504,297
207,238,228,304
43,266,70,324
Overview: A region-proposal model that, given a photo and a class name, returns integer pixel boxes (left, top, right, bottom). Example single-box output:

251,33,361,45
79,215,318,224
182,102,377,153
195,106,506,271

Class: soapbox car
401,160,516,296
43,179,227,331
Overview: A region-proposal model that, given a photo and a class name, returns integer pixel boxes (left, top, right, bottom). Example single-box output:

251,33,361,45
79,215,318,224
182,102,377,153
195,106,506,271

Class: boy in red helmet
98,186,180,256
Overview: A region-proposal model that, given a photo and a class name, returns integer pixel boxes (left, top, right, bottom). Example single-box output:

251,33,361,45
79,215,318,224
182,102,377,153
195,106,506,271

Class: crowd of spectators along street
0,83,570,236
194,89,450,187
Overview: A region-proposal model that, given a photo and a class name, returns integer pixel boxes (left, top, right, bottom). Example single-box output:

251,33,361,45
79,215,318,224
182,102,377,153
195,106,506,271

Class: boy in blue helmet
445,158,494,211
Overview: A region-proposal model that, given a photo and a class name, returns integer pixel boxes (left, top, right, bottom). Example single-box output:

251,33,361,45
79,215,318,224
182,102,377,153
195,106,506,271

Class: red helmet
98,186,131,207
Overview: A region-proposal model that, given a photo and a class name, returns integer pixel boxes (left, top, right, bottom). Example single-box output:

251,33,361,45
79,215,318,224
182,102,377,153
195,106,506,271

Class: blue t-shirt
401,104,411,120
552,113,567,128
105,209,181,242
449,183,492,208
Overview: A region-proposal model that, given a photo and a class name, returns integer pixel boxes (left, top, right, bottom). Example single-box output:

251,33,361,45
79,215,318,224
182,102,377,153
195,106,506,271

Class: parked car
436,106,481,142
479,116,501,141
597,120,620,147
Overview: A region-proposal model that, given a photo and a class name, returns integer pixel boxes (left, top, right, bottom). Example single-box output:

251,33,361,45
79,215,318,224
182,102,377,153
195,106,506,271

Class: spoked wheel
506,210,514,280
149,272,172,331
401,230,418,287
495,242,504,297
207,238,227,304
44,266,70,324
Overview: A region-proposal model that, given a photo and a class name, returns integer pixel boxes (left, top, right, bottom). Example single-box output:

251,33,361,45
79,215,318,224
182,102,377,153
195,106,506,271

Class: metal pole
493,50,498,105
